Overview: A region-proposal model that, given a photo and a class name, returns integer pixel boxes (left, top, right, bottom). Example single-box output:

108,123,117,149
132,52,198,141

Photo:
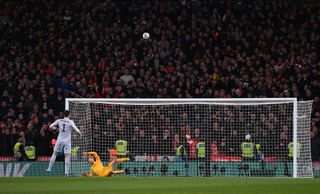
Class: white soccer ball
142,32,150,39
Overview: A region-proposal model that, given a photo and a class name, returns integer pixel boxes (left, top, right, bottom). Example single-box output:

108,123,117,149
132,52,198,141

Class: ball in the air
142,32,150,39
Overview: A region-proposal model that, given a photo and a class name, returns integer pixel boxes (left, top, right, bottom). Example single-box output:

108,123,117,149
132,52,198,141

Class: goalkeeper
82,152,129,177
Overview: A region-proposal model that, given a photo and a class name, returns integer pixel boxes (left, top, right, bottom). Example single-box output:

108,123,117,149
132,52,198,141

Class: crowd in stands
0,0,319,161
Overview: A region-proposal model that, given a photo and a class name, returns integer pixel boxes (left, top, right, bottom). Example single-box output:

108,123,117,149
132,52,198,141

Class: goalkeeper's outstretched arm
86,152,101,162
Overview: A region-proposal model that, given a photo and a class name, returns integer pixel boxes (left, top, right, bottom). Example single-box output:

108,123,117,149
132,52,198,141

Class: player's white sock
65,155,71,176
47,154,57,171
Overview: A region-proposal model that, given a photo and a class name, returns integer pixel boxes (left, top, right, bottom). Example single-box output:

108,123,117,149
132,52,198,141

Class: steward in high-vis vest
288,142,301,158
13,137,26,161
13,141,22,155
255,144,264,162
241,134,254,161
71,147,79,158
176,144,187,161
116,140,128,157
25,145,36,160
24,140,36,160
197,142,205,158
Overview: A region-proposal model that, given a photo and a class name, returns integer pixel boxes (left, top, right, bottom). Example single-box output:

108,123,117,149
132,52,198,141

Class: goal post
66,98,313,178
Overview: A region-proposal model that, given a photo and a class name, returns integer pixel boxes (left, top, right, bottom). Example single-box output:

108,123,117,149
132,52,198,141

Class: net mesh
297,101,313,178
68,99,313,178
69,102,92,176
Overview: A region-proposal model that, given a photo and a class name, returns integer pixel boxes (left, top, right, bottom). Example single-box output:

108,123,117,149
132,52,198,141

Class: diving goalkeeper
82,152,129,177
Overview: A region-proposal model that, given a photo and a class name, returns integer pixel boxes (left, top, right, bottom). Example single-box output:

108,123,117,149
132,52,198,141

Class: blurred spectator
159,130,173,155
34,125,52,156
0,128,14,156
148,134,159,157
136,129,147,155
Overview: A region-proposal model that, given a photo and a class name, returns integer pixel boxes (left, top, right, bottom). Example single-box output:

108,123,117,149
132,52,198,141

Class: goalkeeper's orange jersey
87,152,113,177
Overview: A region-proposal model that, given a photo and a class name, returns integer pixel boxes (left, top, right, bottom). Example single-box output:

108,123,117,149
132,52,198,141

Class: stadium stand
0,0,319,162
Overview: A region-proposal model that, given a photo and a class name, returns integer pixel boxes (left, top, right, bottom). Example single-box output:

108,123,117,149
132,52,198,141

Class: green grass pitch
0,177,319,194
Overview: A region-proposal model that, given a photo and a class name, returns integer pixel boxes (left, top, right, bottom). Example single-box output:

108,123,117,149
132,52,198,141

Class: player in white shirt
46,110,81,176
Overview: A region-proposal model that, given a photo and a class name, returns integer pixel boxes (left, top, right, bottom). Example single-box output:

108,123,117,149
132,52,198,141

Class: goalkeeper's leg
116,158,129,162
112,170,125,175
108,158,129,169
104,170,124,177
105,158,129,175
111,159,128,175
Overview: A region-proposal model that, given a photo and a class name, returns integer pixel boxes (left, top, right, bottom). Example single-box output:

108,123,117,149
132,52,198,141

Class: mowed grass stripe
0,177,319,194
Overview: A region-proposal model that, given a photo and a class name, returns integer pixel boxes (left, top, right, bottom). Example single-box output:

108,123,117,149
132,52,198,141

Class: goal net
67,98,313,178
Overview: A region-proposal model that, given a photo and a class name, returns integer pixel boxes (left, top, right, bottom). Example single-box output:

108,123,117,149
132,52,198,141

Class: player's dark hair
64,110,70,117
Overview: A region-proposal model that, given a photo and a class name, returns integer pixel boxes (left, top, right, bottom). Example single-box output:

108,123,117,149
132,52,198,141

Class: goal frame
65,98,299,178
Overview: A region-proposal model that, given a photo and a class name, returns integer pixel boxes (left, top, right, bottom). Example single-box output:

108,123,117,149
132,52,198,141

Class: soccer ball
142,32,150,39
